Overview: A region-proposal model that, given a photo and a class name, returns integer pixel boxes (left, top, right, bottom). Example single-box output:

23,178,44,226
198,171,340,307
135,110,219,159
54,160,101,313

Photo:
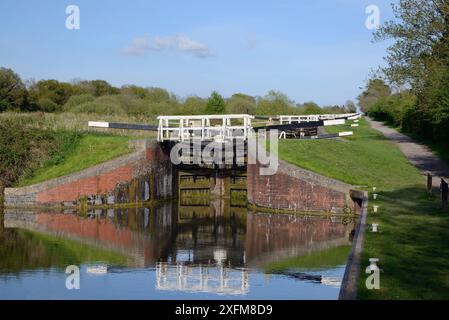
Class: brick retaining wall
247,159,355,212
4,140,175,207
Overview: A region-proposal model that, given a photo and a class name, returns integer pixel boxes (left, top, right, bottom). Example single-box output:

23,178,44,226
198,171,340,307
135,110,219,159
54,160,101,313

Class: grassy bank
17,134,130,186
276,118,449,299
1,114,132,188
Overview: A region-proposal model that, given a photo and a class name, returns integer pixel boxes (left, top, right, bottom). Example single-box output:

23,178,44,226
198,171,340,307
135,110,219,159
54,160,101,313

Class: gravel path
367,118,449,188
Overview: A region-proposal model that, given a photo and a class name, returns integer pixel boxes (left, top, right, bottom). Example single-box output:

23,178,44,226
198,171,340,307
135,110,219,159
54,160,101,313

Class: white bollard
373,193,378,200
371,223,379,232
373,205,379,213
369,258,379,271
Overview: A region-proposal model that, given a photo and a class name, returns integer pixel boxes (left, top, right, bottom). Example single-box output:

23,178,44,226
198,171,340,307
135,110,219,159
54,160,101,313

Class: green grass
276,118,449,299
17,134,131,186
263,245,351,272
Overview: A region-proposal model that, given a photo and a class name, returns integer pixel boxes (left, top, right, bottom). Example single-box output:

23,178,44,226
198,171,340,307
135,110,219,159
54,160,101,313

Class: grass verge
276,118,449,299
17,134,130,186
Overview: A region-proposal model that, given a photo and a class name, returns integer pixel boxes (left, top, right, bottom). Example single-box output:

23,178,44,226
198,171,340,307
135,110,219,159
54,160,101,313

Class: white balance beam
88,121,110,128
323,119,345,126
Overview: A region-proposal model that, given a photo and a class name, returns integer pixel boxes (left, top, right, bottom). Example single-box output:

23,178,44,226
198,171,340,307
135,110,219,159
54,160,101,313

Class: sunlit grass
17,134,131,186
277,118,449,299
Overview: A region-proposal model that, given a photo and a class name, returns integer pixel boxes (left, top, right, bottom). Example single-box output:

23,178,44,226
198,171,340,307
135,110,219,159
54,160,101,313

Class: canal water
0,201,354,300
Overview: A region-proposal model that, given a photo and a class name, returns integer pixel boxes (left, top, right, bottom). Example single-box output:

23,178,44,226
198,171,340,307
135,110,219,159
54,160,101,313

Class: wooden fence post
427,173,433,193
442,179,448,210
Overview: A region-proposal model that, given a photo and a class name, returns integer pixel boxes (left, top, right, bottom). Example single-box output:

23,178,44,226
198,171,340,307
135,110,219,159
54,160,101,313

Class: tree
180,96,207,115
0,67,28,111
205,91,225,114
373,0,449,142
28,79,75,111
299,102,322,115
120,85,149,99
374,0,449,89
256,90,295,115
345,100,357,113
226,93,256,114
146,87,170,103
74,80,119,97
357,79,392,113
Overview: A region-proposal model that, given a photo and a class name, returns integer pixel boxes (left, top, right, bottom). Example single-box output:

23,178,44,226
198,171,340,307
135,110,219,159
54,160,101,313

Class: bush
226,97,256,114
71,95,126,115
63,94,95,112
369,91,417,127
37,97,60,113
0,117,58,186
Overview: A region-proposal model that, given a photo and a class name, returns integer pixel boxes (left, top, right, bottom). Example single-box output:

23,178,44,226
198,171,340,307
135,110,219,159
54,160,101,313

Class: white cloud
122,36,151,56
122,34,214,58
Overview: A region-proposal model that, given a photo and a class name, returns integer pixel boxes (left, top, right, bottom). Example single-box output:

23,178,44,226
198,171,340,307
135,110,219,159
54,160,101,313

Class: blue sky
0,0,395,105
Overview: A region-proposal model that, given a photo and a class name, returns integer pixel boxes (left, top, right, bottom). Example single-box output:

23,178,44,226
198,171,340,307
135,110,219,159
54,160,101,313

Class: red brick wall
33,142,171,205
247,162,348,212
36,165,133,204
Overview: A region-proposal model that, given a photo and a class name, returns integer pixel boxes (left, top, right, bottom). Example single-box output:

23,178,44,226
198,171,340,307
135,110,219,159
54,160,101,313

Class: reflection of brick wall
247,160,353,212
5,140,175,206
37,213,134,248
245,213,349,262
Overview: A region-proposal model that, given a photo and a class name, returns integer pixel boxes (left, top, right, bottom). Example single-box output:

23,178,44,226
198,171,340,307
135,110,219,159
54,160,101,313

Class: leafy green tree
146,87,170,103
120,85,149,99
226,93,256,114
180,96,207,115
74,80,119,97
63,94,95,112
0,67,28,111
369,91,417,126
374,0,449,89
322,105,347,114
373,0,449,142
28,79,74,111
299,102,322,115
205,91,225,114
256,90,295,115
357,79,392,113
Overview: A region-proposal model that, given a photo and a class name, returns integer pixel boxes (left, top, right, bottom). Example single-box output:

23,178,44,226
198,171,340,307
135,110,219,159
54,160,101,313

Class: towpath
367,118,449,189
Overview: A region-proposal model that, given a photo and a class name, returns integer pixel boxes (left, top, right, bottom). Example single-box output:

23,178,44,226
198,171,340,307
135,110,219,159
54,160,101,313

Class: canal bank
3,137,363,216
275,118,449,299
1,134,367,299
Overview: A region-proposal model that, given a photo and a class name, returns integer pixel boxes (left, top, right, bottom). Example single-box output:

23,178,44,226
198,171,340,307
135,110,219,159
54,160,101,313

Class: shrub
71,96,126,115
37,97,60,113
63,94,95,111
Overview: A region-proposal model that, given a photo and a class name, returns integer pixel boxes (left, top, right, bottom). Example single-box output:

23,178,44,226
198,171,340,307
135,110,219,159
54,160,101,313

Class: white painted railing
279,113,360,124
157,114,254,142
